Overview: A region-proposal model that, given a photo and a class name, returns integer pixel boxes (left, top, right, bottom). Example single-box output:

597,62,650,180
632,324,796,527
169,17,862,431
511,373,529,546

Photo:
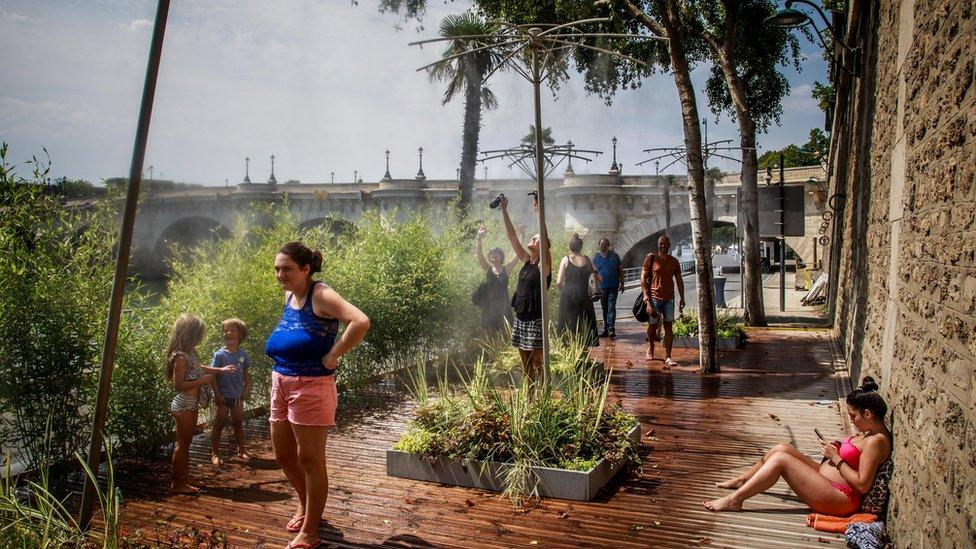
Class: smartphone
814,427,826,442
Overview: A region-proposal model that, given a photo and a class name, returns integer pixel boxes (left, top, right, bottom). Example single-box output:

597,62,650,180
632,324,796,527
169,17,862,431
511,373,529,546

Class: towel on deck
806,512,878,533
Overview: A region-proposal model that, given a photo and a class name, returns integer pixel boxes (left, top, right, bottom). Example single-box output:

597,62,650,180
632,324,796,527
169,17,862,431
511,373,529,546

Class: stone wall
829,0,975,545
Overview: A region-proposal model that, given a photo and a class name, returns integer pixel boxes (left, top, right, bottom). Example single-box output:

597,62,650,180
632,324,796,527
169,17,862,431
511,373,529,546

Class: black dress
556,258,599,347
480,266,512,331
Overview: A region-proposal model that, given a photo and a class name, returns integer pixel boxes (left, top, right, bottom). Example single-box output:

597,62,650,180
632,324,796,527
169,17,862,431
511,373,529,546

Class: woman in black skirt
556,233,600,347
497,195,551,385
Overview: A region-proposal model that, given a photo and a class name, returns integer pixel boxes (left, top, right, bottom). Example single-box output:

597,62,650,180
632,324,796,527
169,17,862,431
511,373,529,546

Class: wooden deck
113,323,849,548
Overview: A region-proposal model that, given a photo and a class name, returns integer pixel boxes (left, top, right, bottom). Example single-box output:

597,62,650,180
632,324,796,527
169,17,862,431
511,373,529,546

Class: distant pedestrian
474,226,518,332
165,313,236,494
641,235,685,368
210,317,252,467
497,195,551,386
593,237,625,338
556,234,600,347
265,242,370,549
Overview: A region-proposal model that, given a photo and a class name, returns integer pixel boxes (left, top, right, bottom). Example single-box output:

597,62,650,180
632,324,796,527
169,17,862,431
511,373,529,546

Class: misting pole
80,0,170,529
530,29,551,372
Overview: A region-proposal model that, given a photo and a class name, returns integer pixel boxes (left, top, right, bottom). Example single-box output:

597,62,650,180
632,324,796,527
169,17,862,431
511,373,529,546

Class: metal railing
622,260,696,289
623,267,642,287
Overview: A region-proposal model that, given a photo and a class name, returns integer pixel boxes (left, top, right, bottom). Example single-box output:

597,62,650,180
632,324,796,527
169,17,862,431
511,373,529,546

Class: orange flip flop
285,541,322,549
285,515,305,533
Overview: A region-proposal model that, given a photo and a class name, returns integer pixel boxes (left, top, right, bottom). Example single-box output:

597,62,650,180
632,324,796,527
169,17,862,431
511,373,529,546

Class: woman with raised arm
497,195,551,385
265,242,370,549
474,226,519,332
704,377,892,515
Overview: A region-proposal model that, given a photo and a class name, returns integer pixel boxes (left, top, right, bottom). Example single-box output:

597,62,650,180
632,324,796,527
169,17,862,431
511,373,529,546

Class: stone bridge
88,165,826,277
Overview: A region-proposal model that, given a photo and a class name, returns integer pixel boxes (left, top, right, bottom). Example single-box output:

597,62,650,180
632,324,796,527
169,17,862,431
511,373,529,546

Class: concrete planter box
386,425,640,501
671,335,744,349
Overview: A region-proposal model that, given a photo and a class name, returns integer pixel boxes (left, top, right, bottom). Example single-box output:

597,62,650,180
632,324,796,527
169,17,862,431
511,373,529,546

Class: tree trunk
658,1,718,373
457,56,482,211
712,54,767,326
738,121,767,325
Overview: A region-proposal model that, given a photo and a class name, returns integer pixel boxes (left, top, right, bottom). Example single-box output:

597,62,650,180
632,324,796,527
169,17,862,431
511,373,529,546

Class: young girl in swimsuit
166,314,237,494
704,377,891,514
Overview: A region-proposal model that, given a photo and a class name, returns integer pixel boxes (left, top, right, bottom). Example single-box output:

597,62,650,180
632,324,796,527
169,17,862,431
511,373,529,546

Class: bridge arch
298,216,357,237
620,220,736,269
153,216,232,268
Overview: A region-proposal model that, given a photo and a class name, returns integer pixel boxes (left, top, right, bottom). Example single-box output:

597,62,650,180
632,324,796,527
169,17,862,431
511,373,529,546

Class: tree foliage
521,125,555,147
812,80,835,115
0,145,116,474
757,128,829,168
697,0,802,133
427,12,503,211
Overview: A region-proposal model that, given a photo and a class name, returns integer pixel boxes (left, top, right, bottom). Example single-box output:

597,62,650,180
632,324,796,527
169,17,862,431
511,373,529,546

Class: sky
0,1,828,186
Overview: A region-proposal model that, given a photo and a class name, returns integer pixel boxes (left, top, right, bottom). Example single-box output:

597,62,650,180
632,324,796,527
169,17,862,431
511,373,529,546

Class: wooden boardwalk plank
113,324,848,548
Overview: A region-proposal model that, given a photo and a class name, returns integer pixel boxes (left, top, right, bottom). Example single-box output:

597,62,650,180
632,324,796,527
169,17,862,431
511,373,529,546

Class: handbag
471,270,490,308
587,257,603,302
632,253,658,323
632,293,649,322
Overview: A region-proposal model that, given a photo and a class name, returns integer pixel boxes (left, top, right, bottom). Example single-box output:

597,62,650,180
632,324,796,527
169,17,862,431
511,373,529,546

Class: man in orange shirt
640,235,686,368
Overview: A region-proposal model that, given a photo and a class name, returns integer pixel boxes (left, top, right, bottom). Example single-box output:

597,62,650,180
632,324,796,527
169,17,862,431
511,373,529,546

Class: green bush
391,428,438,455
0,145,116,473
672,311,745,340
326,210,479,387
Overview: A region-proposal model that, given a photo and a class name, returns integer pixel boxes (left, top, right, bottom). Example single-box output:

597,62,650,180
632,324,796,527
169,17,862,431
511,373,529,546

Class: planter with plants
387,334,641,503
670,312,746,349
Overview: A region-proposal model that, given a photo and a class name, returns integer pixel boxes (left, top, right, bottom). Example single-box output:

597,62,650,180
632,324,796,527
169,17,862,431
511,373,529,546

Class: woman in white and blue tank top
265,242,370,549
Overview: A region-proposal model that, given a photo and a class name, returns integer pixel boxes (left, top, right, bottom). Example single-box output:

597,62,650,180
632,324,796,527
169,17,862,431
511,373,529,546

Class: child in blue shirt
210,318,252,466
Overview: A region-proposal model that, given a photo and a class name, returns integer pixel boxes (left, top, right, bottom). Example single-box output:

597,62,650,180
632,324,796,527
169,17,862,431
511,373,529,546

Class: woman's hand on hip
322,352,340,371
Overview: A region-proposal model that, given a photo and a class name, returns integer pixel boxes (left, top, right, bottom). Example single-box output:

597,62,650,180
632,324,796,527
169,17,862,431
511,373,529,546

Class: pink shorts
269,371,337,427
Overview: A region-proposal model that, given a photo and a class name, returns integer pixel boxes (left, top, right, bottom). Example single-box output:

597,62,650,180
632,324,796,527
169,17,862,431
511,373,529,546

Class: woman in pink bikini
704,377,891,514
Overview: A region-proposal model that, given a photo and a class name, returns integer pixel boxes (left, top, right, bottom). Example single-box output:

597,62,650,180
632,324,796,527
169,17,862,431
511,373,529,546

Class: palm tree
427,12,502,211
521,125,555,148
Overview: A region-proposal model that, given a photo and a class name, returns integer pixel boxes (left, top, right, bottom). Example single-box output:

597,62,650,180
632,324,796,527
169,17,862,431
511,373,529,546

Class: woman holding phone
704,377,892,514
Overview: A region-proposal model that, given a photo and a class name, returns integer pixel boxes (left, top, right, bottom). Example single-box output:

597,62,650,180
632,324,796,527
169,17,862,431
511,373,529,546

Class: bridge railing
621,260,695,290
623,267,642,287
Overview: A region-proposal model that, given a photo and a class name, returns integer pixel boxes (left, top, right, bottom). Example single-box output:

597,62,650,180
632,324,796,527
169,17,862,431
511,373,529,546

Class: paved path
111,323,849,548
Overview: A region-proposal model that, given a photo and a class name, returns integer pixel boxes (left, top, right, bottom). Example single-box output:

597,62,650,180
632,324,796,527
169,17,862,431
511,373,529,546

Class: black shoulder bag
632,254,652,322
471,269,491,308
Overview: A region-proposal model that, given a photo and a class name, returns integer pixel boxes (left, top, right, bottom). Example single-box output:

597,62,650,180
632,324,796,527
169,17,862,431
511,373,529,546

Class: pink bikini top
839,437,862,470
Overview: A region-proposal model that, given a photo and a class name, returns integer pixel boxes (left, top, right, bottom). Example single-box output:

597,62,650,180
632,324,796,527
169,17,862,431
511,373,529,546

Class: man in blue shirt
593,237,625,338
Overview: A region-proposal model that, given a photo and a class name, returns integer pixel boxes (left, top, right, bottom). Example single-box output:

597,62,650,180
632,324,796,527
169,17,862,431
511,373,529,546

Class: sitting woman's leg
705,452,854,513
717,442,820,488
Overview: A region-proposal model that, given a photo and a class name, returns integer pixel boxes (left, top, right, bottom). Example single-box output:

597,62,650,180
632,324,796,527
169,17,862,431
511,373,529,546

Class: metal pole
530,31,550,372
79,0,170,529
779,153,786,312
